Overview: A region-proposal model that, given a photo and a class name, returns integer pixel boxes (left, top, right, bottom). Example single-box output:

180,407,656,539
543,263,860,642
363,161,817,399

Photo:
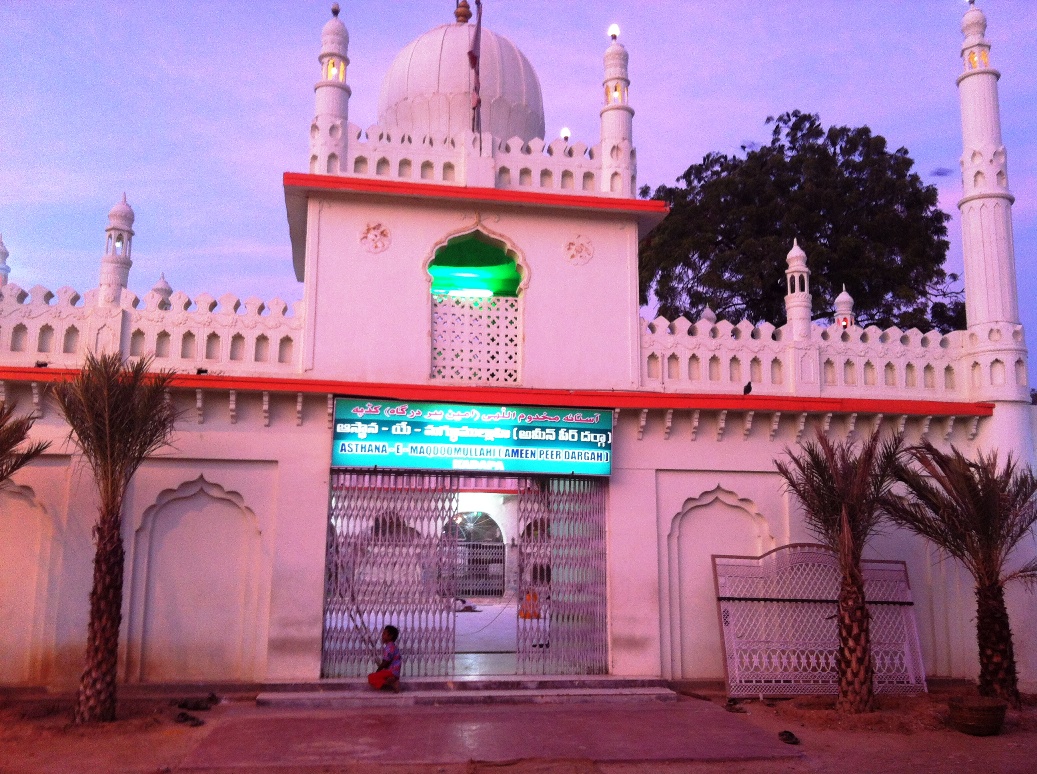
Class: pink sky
1,1,1035,377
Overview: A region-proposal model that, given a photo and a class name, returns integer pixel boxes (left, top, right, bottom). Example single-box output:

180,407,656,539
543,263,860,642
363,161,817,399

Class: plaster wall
2,386,333,689
6,382,1036,691
604,408,1037,690
302,196,641,390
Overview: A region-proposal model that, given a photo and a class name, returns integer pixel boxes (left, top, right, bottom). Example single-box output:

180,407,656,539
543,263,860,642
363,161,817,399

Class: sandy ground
1,689,1036,774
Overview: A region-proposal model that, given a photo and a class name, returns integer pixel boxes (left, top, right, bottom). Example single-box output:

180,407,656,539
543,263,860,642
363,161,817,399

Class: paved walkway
178,699,798,769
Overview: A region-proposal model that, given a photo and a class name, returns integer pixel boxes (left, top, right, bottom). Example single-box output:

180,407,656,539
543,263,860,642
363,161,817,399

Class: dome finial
455,0,472,24
331,3,340,17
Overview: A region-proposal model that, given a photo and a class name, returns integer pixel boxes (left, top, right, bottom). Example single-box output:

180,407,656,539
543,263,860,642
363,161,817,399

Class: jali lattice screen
713,544,927,697
431,294,521,383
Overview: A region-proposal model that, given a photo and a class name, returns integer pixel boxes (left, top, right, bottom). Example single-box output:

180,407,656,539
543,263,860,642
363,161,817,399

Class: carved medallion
564,235,594,266
360,223,391,254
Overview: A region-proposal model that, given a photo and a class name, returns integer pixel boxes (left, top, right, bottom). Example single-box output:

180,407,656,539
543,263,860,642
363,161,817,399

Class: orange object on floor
518,591,541,619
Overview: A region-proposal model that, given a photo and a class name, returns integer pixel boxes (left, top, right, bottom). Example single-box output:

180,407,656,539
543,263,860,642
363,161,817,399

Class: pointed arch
664,486,776,679
126,476,265,682
0,483,54,684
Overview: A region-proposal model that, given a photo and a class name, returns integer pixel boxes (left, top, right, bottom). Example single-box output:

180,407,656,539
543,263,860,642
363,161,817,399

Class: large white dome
378,22,546,143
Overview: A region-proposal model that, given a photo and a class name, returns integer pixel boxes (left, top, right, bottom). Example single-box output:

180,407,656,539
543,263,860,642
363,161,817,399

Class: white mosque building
1,1,1034,694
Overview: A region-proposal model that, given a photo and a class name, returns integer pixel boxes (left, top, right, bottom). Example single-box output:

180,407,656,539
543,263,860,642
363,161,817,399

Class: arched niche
125,476,264,683
425,229,526,297
0,484,53,685
423,224,530,294
665,486,775,680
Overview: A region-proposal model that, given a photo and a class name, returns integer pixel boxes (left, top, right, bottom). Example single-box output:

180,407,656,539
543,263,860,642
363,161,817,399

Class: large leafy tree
54,354,178,724
640,111,961,331
883,442,1037,707
775,431,903,713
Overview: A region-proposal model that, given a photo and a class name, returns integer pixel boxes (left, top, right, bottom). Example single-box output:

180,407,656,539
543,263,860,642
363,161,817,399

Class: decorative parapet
493,135,606,195
640,313,1030,404
0,282,304,375
340,124,623,197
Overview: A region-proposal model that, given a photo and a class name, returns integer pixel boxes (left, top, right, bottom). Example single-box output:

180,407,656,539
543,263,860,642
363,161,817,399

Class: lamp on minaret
600,23,635,196
957,0,1018,330
0,234,10,288
834,286,856,329
99,194,134,307
310,3,351,176
784,239,812,341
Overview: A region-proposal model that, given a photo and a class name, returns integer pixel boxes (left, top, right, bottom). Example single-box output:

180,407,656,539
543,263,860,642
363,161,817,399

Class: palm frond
53,353,180,497
776,430,903,559
883,440,1037,587
0,401,51,483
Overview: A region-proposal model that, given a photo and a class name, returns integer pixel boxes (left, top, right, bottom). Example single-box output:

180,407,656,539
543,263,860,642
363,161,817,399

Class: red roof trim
283,172,670,216
4,367,994,418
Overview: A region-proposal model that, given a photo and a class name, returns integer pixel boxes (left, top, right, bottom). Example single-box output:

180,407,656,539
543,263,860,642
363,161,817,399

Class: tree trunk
975,581,1020,708
74,505,125,724
835,568,875,713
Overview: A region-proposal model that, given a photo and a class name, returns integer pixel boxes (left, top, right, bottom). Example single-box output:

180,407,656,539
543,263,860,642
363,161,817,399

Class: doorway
321,472,607,678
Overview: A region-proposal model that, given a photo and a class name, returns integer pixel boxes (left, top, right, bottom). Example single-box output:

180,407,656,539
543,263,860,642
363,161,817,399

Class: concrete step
257,684,680,708
259,675,672,694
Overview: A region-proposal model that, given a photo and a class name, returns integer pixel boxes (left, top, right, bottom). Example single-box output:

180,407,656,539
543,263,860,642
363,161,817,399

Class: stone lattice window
431,294,521,383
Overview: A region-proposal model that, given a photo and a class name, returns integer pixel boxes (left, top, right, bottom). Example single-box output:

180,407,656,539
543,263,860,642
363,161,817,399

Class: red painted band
2,366,994,418
283,172,670,216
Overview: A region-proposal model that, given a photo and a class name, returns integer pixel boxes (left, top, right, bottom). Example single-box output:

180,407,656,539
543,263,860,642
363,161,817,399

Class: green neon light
429,235,521,297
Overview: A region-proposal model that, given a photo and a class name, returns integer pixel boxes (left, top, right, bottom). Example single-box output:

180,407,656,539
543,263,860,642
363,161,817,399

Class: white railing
0,283,304,375
640,313,1029,402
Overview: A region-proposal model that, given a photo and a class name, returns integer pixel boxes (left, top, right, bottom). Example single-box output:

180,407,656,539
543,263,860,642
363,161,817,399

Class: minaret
957,1,1018,329
310,3,351,176
0,234,10,287
955,3,1032,469
834,286,856,329
99,194,134,306
784,240,812,341
600,24,635,196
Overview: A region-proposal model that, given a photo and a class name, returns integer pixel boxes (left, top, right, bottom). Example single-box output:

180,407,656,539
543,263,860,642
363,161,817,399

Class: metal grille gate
322,471,460,677
322,472,607,678
516,477,608,675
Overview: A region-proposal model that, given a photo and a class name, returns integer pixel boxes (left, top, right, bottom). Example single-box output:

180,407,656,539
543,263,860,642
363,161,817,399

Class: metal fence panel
713,544,927,697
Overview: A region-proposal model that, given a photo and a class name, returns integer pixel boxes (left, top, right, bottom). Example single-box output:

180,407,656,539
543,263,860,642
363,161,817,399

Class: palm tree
883,441,1037,708
54,353,178,724
775,430,903,713
0,400,50,483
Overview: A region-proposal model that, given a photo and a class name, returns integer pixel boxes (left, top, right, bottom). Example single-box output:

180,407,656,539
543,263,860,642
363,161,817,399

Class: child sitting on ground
367,625,402,692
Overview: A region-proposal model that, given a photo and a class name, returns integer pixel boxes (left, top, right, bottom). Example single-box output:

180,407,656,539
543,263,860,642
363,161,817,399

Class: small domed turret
785,239,808,273
784,239,813,340
0,233,10,287
834,285,856,329
108,192,135,230
99,194,135,306
962,1,987,44
322,3,349,56
152,273,172,298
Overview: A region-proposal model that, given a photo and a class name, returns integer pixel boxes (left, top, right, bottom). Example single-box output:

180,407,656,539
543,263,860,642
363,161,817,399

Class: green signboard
331,398,613,476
